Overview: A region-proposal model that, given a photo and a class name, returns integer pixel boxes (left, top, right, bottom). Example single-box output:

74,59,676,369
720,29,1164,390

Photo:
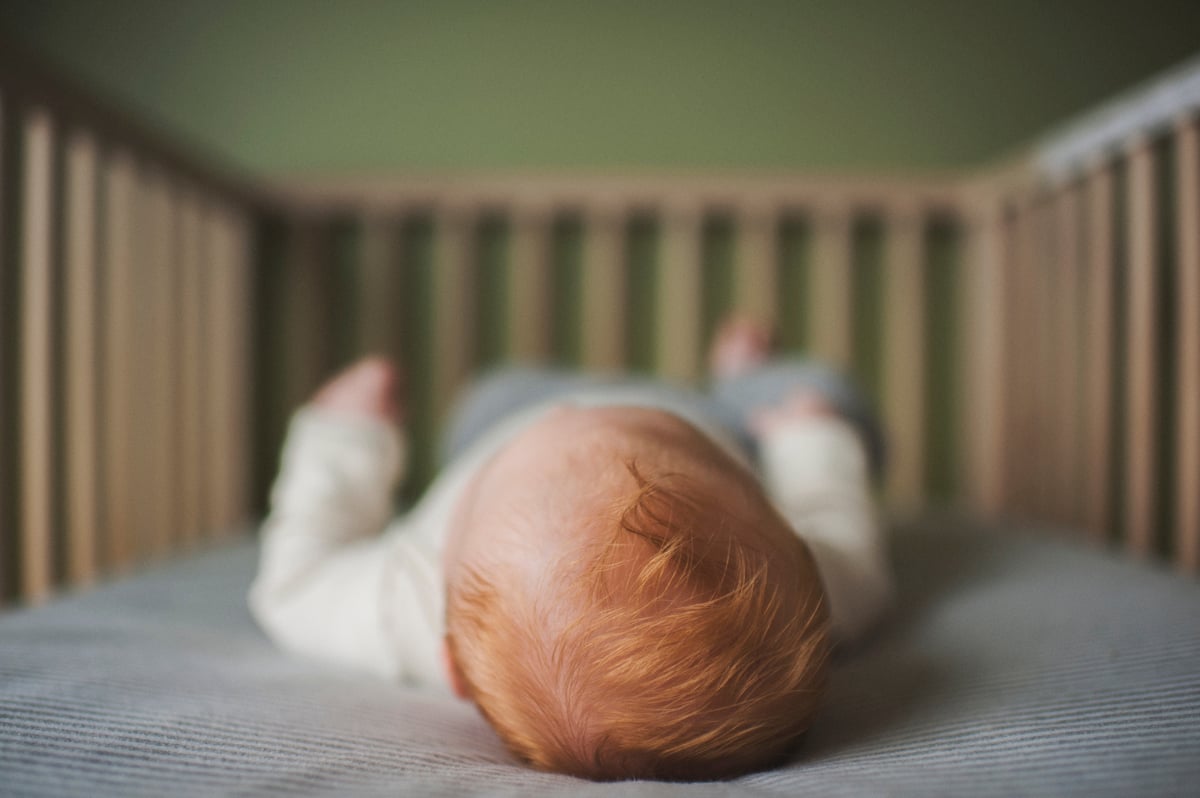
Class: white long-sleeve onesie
249,395,893,692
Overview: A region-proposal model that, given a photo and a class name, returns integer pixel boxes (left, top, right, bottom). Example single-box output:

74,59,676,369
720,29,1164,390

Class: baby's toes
710,317,775,379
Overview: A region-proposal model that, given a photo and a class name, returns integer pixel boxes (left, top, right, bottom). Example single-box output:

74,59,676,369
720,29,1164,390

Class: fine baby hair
445,459,832,780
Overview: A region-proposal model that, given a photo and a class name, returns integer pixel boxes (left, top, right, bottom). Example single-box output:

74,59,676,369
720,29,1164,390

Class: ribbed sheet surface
2,522,1199,797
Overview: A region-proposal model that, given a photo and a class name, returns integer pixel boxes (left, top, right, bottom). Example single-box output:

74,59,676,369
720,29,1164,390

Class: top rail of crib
1033,51,1200,182
261,171,970,218
0,35,270,209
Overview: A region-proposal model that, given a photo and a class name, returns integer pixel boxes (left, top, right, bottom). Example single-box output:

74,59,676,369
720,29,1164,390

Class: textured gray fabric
2,521,1199,797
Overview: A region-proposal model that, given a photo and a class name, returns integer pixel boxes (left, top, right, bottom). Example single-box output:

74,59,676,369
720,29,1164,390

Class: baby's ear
441,637,471,700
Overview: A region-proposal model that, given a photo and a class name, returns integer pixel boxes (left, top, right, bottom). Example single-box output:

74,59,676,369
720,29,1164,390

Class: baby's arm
753,394,893,643
249,360,411,678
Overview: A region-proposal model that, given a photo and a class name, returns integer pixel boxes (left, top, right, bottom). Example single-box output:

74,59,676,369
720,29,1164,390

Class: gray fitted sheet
2,520,1199,797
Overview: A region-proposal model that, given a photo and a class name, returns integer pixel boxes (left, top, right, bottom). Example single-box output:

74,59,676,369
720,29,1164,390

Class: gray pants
441,362,886,480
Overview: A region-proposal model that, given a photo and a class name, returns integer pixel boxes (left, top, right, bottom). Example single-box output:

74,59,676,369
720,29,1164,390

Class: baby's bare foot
709,316,775,380
312,356,404,423
749,390,835,438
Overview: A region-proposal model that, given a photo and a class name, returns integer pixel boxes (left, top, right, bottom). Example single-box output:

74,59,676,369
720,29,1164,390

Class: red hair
445,461,831,781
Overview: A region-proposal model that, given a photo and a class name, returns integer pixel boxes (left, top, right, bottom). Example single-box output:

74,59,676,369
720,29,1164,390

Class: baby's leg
439,367,597,465
709,319,886,480
708,319,893,643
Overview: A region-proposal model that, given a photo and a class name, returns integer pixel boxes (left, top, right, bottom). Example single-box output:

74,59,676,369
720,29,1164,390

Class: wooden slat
999,205,1023,513
734,205,779,325
431,207,476,421
1083,163,1116,542
1030,197,1058,520
1175,116,1200,572
580,206,626,372
140,169,175,558
1054,184,1083,526
0,41,262,208
1029,197,1055,519
124,167,155,561
203,208,230,535
1124,139,1158,557
881,206,926,510
214,209,251,533
200,205,226,538
963,198,1007,515
1006,199,1036,515
210,205,251,537
229,213,253,530
63,130,99,586
19,109,55,603
0,92,14,603
177,191,205,548
102,152,136,571
808,208,853,370
657,205,704,381
507,208,552,362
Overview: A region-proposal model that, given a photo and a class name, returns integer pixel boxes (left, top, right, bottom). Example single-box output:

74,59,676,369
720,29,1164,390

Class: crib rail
3,44,1198,609
254,175,973,516
0,45,260,605
971,53,1200,570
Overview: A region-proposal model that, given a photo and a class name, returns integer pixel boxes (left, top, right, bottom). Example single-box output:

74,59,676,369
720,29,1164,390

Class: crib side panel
257,178,972,525
0,59,262,607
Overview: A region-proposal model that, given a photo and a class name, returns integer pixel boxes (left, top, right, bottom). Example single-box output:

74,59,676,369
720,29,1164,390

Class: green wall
2,0,1198,174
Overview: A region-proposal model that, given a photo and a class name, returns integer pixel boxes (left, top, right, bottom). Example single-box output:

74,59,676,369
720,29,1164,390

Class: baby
250,319,893,781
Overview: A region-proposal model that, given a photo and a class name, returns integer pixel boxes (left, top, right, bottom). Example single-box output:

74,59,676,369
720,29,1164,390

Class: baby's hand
749,390,835,438
312,356,404,424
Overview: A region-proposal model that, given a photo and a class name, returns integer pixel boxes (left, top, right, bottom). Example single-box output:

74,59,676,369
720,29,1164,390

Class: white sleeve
757,416,894,643
249,406,419,680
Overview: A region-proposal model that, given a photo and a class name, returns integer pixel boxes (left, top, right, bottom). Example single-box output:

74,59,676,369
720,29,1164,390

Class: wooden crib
1,44,1197,608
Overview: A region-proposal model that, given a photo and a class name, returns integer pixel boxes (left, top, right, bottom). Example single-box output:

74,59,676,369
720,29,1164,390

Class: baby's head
442,405,831,780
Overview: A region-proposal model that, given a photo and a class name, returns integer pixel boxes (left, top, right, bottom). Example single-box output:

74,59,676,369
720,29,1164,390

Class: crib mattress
2,520,1198,797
